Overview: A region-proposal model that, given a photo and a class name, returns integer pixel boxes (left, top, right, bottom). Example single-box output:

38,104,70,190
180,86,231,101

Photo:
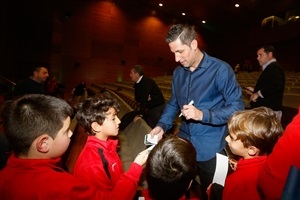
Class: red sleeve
223,175,244,200
74,146,143,199
111,162,143,200
258,109,300,199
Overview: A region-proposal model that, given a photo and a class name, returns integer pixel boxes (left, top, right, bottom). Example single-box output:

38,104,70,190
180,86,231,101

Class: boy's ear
91,121,101,132
36,134,51,153
248,146,259,156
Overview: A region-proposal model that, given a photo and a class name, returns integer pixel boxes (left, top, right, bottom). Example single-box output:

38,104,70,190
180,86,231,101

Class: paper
144,134,158,145
146,145,156,153
212,153,229,186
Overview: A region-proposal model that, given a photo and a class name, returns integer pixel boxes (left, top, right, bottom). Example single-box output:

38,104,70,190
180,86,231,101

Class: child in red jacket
223,107,283,200
208,107,283,200
73,93,148,199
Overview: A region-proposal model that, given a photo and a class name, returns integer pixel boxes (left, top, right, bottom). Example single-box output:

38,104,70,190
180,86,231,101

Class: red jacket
73,136,143,200
0,155,134,199
223,156,267,200
142,189,199,200
258,108,300,199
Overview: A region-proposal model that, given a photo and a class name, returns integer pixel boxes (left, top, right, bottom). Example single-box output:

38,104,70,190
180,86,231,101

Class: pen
179,100,194,117
242,87,253,94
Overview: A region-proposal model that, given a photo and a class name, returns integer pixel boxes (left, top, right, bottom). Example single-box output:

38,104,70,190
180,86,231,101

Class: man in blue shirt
149,24,244,199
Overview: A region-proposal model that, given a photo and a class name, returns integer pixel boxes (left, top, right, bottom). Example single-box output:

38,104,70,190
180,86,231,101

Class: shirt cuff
258,90,264,98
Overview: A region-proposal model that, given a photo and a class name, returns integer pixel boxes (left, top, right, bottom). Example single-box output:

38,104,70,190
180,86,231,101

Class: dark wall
50,0,180,91
0,0,53,81
1,0,299,94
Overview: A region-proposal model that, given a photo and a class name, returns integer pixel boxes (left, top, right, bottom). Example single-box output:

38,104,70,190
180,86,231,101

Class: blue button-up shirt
157,51,244,161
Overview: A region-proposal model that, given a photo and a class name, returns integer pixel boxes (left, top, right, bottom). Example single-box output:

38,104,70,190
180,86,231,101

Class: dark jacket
14,77,45,97
250,61,285,111
134,76,165,115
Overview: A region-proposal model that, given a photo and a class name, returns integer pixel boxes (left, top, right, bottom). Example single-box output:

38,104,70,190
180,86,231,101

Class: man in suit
130,65,165,128
246,45,285,120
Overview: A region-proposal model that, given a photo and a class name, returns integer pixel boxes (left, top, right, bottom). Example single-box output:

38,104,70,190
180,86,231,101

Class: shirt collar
262,58,276,71
136,75,143,83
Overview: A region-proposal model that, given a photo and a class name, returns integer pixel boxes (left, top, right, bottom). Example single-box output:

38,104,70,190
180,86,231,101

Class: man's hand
244,86,254,95
149,126,164,141
181,105,203,121
250,92,259,102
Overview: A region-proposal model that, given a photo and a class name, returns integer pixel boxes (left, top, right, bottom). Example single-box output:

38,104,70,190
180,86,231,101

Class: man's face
257,48,273,67
168,38,197,68
130,69,140,82
34,67,49,83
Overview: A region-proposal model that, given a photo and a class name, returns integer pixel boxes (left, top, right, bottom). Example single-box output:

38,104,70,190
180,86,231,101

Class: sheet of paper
212,153,229,186
144,134,158,145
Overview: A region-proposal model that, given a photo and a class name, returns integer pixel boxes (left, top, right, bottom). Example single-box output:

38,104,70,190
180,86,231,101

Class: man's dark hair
132,65,144,76
260,45,276,57
165,24,197,46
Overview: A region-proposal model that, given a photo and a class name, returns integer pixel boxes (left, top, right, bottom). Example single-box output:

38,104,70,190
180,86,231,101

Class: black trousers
144,104,165,128
196,149,227,200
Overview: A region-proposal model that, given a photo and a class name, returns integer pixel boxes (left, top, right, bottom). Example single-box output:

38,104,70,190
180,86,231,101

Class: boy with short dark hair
73,93,148,199
143,135,197,200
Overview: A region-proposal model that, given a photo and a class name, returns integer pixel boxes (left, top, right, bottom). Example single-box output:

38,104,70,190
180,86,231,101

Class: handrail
0,74,16,86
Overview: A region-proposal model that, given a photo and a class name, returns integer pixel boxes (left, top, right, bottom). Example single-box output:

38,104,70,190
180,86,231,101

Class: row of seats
114,91,140,111
100,71,299,110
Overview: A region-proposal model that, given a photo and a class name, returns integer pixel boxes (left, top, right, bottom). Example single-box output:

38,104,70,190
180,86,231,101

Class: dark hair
132,65,144,76
1,94,73,156
165,24,197,46
29,62,49,75
76,92,120,135
228,106,283,155
145,135,197,200
259,45,276,58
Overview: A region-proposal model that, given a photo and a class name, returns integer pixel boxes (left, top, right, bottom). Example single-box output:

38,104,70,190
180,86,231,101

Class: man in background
246,45,285,121
13,65,49,98
130,65,165,128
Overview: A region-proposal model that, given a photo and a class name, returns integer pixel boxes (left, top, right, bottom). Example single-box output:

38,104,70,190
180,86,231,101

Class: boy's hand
133,148,149,166
229,158,237,171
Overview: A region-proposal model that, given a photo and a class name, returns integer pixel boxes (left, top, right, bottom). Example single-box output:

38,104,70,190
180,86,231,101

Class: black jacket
134,76,165,115
250,61,285,111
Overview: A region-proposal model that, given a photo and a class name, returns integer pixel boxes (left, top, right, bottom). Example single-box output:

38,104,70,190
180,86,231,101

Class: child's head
1,94,73,158
76,93,121,138
145,135,197,200
226,107,283,158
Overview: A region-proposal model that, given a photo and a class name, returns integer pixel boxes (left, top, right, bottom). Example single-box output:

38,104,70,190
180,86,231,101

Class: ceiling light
159,3,163,7
235,4,239,7
202,21,206,24
182,13,186,16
